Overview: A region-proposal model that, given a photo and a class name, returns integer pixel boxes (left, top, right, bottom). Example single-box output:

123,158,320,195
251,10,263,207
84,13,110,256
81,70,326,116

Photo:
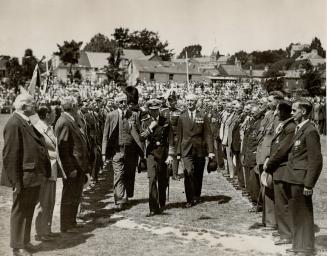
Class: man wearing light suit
102,87,144,209
55,96,89,233
175,93,214,207
1,94,51,256
283,99,323,255
34,104,63,241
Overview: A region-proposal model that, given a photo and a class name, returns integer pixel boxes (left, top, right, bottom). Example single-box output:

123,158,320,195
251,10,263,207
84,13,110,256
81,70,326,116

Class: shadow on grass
34,163,147,253
316,234,327,250
166,195,232,210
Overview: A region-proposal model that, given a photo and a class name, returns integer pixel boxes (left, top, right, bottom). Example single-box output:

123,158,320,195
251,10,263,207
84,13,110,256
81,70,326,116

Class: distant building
283,70,305,95
295,49,325,67
290,43,310,57
127,59,202,85
51,49,150,83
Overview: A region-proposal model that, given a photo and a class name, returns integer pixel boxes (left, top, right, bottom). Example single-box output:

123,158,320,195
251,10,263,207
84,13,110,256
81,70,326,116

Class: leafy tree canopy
112,27,173,60
178,44,203,59
84,33,115,53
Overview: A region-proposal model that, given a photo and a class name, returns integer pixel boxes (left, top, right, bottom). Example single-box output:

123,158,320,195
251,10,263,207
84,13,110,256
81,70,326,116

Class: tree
310,37,326,58
301,66,323,96
21,48,37,82
105,46,126,86
5,57,23,91
112,27,131,48
84,33,115,53
178,44,202,58
55,40,83,82
112,27,173,60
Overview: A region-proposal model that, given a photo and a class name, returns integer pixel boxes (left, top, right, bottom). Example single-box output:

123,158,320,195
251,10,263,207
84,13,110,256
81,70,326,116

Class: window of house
150,73,155,80
169,74,174,80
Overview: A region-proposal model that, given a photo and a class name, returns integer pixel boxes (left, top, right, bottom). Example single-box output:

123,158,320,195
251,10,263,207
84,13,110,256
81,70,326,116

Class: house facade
127,59,203,85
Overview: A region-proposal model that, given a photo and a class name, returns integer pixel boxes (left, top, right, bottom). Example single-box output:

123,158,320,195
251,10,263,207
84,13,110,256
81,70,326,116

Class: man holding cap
172,93,214,207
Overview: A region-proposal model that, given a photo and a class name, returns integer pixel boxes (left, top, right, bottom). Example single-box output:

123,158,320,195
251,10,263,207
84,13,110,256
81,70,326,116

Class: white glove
165,155,173,165
149,120,158,130
208,153,215,159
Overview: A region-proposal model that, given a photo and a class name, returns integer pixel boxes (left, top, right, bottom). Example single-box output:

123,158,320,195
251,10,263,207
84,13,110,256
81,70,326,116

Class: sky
0,0,326,60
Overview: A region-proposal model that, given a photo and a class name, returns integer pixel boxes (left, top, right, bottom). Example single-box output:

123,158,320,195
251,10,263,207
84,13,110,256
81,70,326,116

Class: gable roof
121,49,146,60
218,64,248,77
83,51,110,68
132,59,202,75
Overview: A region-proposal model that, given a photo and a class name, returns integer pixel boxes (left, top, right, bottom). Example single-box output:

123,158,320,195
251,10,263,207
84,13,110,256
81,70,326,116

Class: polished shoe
13,249,32,256
34,234,54,242
274,238,292,245
146,211,156,217
185,202,195,208
194,197,202,204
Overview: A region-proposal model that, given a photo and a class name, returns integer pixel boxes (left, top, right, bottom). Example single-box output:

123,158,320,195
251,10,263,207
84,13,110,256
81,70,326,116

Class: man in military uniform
140,99,170,216
162,91,182,180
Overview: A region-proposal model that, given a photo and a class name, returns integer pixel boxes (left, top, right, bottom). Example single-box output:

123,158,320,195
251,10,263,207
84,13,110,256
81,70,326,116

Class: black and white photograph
0,0,326,255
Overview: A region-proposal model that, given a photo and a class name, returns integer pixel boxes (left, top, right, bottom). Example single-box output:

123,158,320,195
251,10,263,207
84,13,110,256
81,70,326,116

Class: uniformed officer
163,91,182,180
140,99,170,216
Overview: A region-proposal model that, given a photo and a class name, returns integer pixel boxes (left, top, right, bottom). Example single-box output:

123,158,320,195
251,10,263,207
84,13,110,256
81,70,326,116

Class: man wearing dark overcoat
55,96,89,233
174,93,214,207
283,99,323,255
1,93,51,256
263,100,296,246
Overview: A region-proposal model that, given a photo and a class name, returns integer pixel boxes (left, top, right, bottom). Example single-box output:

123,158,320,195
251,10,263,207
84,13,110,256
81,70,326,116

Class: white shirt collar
296,119,310,131
15,111,30,122
64,111,75,122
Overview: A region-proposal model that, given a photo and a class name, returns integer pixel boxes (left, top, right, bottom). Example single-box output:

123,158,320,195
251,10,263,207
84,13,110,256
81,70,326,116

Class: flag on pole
27,64,41,97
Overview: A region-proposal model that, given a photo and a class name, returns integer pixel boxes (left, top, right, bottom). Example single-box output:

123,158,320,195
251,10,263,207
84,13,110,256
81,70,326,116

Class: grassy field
0,113,326,256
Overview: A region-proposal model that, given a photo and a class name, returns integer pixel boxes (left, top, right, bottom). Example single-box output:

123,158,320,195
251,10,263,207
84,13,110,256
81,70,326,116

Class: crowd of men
0,79,325,256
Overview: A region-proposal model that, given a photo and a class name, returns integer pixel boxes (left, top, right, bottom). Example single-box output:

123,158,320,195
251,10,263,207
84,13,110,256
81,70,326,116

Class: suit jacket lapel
292,121,310,143
14,113,43,143
109,110,119,139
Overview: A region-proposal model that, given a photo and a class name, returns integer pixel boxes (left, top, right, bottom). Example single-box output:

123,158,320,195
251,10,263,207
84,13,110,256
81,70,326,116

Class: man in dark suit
263,100,296,245
55,96,89,233
102,87,144,209
174,93,214,207
284,99,323,255
1,93,51,256
140,99,170,216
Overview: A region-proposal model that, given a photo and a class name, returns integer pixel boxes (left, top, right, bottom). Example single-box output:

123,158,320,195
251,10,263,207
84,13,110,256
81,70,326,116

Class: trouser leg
182,156,195,203
274,181,291,239
35,180,56,235
10,186,40,249
193,157,206,198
